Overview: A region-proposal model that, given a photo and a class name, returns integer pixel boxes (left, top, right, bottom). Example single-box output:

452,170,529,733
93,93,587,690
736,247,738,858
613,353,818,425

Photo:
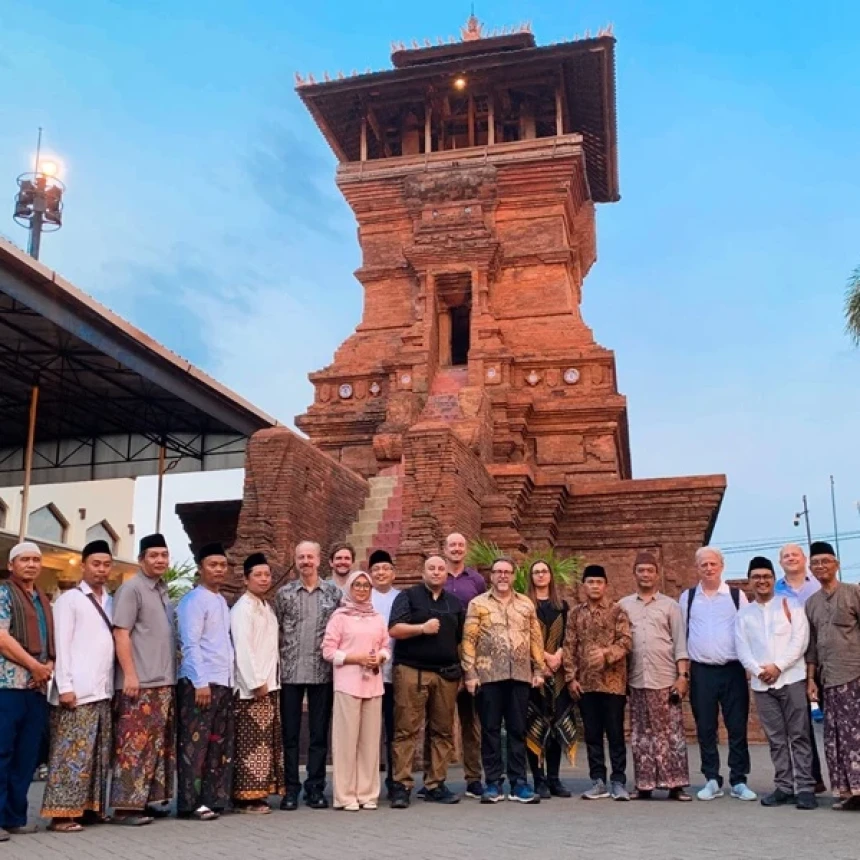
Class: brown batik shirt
563,597,632,695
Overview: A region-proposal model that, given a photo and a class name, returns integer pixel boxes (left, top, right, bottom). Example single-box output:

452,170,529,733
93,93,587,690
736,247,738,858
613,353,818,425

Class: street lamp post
12,129,65,260
793,494,812,551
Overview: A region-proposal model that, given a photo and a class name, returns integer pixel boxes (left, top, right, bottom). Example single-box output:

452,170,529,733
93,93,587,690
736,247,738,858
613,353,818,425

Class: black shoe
424,784,460,804
305,791,328,810
796,791,818,810
279,791,299,811
547,778,571,798
535,781,551,800
464,780,484,799
761,789,795,807
390,784,410,809
415,785,428,799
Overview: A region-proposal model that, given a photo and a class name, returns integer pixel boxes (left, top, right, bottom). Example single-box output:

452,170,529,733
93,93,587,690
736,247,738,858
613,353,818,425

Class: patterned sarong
41,700,111,818
823,676,860,798
525,607,577,766
110,686,176,810
629,686,689,790
177,679,235,813
233,690,285,800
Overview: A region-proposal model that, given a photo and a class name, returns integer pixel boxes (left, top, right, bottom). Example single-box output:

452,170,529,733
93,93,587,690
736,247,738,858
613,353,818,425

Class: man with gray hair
274,540,341,810
680,547,755,802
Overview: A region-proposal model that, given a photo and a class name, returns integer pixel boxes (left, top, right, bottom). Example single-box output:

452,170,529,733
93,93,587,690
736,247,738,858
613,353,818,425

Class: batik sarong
233,690,285,800
41,700,112,818
525,603,577,766
629,686,689,790
110,686,176,810
823,676,860,798
177,679,235,813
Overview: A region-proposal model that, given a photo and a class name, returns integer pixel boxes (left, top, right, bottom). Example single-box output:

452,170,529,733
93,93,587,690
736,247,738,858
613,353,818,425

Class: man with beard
176,543,235,821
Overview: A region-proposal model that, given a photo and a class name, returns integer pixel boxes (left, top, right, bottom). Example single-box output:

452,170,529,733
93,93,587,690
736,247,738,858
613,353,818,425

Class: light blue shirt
177,586,234,688
775,575,821,606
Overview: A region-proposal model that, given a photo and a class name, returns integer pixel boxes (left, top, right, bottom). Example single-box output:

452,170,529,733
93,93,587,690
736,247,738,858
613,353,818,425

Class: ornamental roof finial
461,12,484,42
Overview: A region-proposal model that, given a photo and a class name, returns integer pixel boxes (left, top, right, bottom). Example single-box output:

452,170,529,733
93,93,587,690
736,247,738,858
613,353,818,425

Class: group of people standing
1,530,858,842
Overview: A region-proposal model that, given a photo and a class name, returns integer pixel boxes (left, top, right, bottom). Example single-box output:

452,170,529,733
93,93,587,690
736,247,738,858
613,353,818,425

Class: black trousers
689,660,750,786
382,682,395,790
809,670,824,785
579,692,627,784
527,737,562,783
280,683,333,794
476,680,530,787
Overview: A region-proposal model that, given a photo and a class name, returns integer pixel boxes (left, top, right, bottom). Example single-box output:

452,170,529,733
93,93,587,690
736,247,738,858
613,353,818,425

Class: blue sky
1,0,858,579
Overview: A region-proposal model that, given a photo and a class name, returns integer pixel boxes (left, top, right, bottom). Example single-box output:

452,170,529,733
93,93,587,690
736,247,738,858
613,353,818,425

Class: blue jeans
0,689,48,827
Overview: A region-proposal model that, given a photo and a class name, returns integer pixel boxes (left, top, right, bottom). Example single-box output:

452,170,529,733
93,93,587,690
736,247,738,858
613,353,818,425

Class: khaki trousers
393,665,458,790
332,691,382,808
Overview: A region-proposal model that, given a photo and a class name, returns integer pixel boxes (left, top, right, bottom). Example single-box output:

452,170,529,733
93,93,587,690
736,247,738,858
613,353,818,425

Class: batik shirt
273,578,342,685
563,598,632,695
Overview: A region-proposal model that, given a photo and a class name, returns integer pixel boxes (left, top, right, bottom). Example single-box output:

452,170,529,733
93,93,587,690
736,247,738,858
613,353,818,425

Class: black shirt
389,584,464,672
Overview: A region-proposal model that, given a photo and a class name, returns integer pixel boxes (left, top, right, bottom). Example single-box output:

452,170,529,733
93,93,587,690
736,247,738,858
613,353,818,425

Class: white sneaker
361,801,378,810
697,779,724,801
730,783,757,801
344,802,360,811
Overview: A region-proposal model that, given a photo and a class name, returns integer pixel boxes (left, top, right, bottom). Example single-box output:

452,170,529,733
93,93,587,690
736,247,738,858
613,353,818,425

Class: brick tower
197,17,725,598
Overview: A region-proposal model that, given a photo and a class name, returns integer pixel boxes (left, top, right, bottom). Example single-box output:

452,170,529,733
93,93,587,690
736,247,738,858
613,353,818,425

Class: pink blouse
322,610,390,699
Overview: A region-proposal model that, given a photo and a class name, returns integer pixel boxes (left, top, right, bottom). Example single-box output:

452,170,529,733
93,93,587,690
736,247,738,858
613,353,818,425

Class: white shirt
371,587,399,684
735,596,809,691
50,582,114,705
680,582,748,665
231,592,280,699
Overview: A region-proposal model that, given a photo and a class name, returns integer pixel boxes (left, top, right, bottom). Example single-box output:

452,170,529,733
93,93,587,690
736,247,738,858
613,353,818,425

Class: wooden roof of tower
296,17,620,203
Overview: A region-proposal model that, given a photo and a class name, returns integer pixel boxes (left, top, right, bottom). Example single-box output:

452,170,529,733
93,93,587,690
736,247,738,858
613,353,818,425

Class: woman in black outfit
525,560,576,799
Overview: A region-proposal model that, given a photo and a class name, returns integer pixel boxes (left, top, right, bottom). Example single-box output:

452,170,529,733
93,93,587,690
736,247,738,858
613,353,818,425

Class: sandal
111,814,153,827
668,788,693,802
631,789,653,800
235,802,270,815
49,820,84,833
179,806,220,821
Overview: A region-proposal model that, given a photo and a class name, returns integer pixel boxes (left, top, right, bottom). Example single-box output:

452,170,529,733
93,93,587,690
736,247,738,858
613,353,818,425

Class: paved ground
9,743,856,860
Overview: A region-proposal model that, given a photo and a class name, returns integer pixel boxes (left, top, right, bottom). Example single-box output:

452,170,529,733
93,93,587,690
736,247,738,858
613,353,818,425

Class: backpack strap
685,587,696,639
729,587,741,611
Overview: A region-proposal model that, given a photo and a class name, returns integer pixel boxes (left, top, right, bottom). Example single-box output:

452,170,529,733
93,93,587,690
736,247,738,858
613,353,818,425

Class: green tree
465,539,580,594
846,265,860,345
163,559,196,602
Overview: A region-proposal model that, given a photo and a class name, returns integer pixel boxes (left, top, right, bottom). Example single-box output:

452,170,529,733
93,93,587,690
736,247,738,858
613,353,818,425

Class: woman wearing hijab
525,560,576,799
322,570,390,811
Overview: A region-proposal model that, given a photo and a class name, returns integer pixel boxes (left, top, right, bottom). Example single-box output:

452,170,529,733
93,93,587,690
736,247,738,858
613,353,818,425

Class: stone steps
347,466,404,567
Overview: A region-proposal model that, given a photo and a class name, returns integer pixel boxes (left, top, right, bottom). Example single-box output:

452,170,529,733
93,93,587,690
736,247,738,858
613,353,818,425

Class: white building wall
0,478,136,560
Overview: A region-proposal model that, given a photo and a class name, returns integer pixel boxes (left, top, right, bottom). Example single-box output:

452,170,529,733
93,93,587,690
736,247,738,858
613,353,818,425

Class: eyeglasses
351,581,372,589
492,570,514,578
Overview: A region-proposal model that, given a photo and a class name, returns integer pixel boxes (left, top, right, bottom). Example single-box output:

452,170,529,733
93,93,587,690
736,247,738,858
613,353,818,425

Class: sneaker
697,779,724,801
480,784,504,804
389,785,410,809
465,780,484,799
415,785,428,799
305,791,329,809
795,792,817,810
0,828,8,842
535,781,551,800
610,782,630,801
279,791,299,811
547,778,571,798
730,783,757,802
424,784,460,804
344,802,360,811
582,779,610,800
760,789,795,807
508,783,540,804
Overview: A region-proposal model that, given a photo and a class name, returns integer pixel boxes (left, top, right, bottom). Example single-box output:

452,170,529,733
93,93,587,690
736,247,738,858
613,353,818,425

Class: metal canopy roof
0,237,278,487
